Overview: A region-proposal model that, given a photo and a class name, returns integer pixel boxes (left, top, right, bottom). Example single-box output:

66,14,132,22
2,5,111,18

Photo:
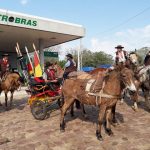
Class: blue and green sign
0,14,37,26
44,52,58,58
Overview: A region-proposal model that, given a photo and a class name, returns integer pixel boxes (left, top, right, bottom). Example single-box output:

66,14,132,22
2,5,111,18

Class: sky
1,0,150,56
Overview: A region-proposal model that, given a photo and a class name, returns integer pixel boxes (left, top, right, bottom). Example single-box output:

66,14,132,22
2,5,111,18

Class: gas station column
39,39,44,70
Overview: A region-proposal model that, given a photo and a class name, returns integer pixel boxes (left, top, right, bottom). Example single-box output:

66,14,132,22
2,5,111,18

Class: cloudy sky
1,0,150,57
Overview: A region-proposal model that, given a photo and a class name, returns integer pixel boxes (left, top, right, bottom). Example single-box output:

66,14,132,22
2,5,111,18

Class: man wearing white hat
115,45,128,65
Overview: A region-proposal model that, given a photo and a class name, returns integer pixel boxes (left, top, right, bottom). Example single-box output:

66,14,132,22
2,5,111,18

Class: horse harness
87,80,121,106
83,73,121,106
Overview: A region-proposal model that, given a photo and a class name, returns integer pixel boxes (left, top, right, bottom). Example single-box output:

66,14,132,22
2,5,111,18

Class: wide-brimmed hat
2,53,9,57
115,45,124,49
66,53,73,58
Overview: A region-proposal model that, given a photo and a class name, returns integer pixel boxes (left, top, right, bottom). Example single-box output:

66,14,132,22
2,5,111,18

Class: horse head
120,67,136,92
54,63,64,78
129,52,138,66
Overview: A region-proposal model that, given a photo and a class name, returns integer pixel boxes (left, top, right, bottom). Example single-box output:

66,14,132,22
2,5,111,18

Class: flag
34,51,42,77
27,58,34,75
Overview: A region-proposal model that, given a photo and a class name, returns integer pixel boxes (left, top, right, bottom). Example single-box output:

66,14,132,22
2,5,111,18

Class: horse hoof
96,130,103,141
60,124,65,132
112,122,119,127
106,129,114,136
60,128,65,132
119,101,124,105
131,106,138,112
97,136,103,141
112,119,119,127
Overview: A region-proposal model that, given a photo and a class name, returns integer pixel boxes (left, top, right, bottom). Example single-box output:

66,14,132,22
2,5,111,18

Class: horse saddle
85,72,105,93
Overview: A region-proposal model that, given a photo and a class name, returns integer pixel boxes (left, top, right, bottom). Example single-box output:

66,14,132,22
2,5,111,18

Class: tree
74,49,114,67
92,51,113,67
46,45,114,68
58,60,66,68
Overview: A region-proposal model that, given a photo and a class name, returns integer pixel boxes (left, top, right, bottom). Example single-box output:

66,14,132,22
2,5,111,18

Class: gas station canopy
0,9,85,53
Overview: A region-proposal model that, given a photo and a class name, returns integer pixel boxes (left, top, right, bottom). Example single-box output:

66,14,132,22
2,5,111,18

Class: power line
96,6,150,35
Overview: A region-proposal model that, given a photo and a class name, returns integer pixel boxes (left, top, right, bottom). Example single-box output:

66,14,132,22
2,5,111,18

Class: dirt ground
0,88,150,150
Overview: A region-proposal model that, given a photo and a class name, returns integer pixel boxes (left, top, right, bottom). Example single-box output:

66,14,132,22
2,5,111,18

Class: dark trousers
63,72,69,80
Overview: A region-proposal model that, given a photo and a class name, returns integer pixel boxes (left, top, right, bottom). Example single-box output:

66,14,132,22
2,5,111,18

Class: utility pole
80,39,83,70
77,38,82,71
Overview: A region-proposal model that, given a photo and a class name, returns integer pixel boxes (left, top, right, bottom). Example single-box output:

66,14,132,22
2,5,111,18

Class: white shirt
43,72,47,80
118,51,126,63
65,60,71,67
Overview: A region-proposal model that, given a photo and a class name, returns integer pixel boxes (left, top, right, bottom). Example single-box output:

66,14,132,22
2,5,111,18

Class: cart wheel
31,100,47,120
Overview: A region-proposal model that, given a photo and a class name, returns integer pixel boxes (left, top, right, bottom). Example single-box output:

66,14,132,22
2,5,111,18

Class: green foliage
58,48,114,68
92,51,113,67
72,49,114,67
58,60,66,68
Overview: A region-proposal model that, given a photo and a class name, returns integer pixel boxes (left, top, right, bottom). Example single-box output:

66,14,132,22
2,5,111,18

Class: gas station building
0,9,85,69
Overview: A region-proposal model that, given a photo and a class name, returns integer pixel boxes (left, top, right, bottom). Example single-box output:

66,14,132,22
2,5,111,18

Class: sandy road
0,88,150,150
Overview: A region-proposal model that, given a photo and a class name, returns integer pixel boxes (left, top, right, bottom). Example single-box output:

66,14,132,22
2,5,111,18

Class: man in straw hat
0,53,11,79
63,53,77,80
115,45,128,65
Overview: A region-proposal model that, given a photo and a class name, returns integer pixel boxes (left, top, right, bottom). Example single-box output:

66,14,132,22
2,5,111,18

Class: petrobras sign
0,13,37,27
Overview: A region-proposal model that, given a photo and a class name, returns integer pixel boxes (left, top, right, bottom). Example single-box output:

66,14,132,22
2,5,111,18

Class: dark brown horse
60,65,136,141
0,72,22,108
123,52,140,111
139,55,150,110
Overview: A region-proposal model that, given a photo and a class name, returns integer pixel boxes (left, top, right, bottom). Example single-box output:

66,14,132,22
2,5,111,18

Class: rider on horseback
63,54,77,80
115,45,128,65
0,53,10,80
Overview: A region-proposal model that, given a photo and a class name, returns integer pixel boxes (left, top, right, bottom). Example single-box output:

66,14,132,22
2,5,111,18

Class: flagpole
33,43,40,62
25,46,34,71
16,42,22,56
15,43,29,85
15,46,20,56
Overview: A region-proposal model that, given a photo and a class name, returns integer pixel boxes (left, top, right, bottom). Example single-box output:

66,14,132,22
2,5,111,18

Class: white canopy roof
0,9,85,53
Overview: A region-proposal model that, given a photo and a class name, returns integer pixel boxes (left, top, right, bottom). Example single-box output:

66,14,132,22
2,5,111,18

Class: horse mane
104,68,119,81
130,51,137,55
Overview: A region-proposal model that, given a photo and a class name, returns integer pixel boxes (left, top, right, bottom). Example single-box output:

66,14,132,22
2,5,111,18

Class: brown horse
60,65,136,141
0,72,22,108
89,68,107,75
54,63,64,78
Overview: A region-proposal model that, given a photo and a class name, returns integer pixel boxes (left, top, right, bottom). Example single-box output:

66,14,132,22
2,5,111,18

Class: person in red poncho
43,62,57,82
0,53,11,79
43,62,60,90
